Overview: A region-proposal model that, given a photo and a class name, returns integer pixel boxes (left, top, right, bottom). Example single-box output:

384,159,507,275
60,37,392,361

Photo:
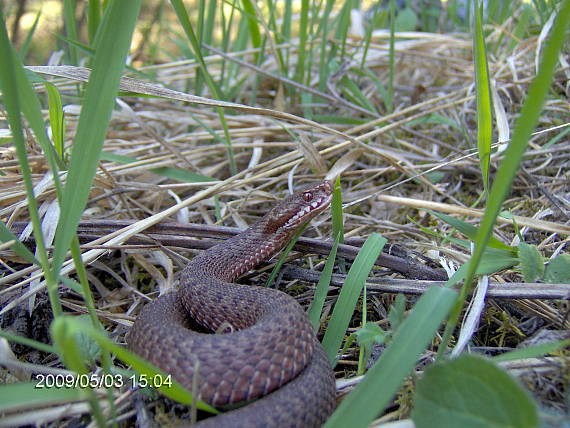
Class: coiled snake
127,181,336,426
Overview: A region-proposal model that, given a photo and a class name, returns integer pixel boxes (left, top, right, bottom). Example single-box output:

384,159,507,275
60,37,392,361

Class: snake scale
127,181,336,427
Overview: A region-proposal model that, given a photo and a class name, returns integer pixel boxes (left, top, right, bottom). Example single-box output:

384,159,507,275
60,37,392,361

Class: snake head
262,181,333,235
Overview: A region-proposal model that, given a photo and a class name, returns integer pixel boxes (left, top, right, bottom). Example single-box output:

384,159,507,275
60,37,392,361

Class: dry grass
1,10,569,427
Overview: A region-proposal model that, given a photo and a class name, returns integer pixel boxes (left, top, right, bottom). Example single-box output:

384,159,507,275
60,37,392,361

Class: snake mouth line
283,193,332,229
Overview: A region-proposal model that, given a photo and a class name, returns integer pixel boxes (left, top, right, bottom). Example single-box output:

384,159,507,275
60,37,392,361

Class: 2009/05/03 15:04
34,373,173,389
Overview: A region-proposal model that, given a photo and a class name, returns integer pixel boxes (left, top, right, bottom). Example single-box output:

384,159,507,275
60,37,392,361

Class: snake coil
128,181,336,427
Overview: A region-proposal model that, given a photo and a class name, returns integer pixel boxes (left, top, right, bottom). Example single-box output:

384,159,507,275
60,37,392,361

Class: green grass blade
18,8,41,60
544,125,570,148
473,0,493,193
44,82,65,161
294,0,310,85
87,0,102,44
52,0,142,273
242,0,262,63
0,382,85,414
325,286,457,428
509,4,535,51
170,0,236,175
468,0,570,298
429,210,514,251
50,317,106,427
362,67,392,111
59,275,86,295
0,221,38,264
317,0,335,90
340,76,377,114
99,152,215,182
265,225,307,287
313,115,367,125
16,71,65,172
63,0,79,64
493,339,570,362
203,0,217,48
439,0,570,357
388,0,396,110
0,329,56,354
0,10,61,316
331,177,344,244
68,236,108,337
322,234,387,364
360,6,378,71
307,232,341,330
195,0,206,95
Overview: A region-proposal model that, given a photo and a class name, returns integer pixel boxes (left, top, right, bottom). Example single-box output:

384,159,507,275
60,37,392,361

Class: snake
127,181,336,427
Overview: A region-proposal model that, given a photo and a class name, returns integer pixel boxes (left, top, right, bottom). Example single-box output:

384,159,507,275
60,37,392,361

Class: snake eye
302,191,313,202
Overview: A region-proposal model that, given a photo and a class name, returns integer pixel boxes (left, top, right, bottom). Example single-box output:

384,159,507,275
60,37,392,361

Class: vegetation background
0,0,569,427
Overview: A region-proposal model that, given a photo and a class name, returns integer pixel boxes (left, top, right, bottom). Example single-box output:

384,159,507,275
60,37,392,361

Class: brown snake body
127,181,336,426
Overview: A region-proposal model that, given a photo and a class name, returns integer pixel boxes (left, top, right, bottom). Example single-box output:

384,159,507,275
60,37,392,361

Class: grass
1,0,569,427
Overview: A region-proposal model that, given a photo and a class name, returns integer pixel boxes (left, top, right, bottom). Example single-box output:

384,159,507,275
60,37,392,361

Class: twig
11,220,447,281
282,266,570,300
